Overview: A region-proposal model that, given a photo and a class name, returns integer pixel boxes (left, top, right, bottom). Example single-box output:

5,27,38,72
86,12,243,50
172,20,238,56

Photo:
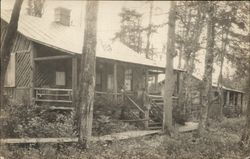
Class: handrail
125,95,145,114
147,94,179,99
148,94,162,98
34,88,73,103
35,88,72,91
151,102,163,111
95,91,123,95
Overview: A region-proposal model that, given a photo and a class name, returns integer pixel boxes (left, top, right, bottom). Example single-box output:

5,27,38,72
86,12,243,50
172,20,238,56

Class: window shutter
4,53,16,87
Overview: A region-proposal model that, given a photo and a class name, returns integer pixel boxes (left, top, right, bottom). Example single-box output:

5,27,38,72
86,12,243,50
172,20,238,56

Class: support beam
226,91,230,106
34,55,73,61
113,62,118,104
154,73,158,92
238,93,242,114
144,69,149,129
30,43,36,104
233,92,236,106
145,69,149,93
176,71,180,94
72,56,78,107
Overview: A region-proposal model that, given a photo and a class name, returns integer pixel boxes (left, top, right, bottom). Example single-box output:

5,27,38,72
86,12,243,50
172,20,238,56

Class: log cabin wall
1,21,33,104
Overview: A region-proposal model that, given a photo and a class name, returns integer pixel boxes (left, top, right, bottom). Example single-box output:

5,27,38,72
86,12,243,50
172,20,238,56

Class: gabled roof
1,10,166,69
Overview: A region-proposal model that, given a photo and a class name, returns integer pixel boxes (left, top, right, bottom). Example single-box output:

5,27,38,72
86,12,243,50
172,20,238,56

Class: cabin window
124,68,132,91
107,74,114,90
56,71,66,86
4,53,15,87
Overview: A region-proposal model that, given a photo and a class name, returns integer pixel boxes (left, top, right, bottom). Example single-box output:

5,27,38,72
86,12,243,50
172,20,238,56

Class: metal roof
1,10,167,69
212,83,245,94
192,74,245,93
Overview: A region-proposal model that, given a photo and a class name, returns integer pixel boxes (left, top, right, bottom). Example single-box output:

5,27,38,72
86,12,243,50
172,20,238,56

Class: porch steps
147,95,164,130
148,126,162,130
148,122,162,130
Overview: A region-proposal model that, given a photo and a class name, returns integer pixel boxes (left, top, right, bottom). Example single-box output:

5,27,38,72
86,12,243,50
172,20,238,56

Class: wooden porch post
30,43,36,105
113,62,118,104
233,92,236,107
154,73,158,92
238,93,241,114
176,71,180,94
226,91,230,105
144,68,149,129
72,56,78,107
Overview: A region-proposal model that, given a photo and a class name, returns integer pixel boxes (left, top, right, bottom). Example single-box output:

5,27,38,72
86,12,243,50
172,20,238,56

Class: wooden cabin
155,73,245,120
189,75,245,119
1,10,184,130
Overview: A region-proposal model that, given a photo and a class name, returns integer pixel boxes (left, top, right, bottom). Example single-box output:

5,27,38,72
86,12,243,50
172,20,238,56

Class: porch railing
34,88,73,103
34,88,130,105
94,91,125,106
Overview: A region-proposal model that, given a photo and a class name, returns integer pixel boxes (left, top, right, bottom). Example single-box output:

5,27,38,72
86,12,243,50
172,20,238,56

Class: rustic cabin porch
222,89,244,117
31,43,179,130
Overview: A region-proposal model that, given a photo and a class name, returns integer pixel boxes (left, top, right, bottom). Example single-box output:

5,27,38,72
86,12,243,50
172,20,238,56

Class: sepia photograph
0,0,249,158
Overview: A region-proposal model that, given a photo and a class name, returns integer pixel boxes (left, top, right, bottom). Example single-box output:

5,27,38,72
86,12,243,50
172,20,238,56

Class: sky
1,0,170,49
1,0,237,83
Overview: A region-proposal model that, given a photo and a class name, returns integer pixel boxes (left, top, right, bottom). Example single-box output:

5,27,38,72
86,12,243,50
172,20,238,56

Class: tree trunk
241,63,250,150
163,1,176,134
0,0,24,107
145,1,153,59
198,3,215,133
217,25,229,120
178,2,205,119
77,1,99,148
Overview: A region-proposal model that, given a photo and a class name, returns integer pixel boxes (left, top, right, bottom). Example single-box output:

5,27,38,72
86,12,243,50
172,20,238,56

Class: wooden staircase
122,93,165,130
123,93,180,130
148,94,164,130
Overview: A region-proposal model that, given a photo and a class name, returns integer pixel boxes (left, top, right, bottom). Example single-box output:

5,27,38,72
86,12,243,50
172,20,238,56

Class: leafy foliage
114,7,143,53
114,6,161,59
1,104,76,138
27,0,45,17
1,117,247,159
